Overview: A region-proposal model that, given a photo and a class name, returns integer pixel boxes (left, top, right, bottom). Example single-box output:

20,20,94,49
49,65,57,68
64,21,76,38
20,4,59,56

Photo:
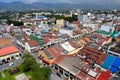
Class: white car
9,63,14,67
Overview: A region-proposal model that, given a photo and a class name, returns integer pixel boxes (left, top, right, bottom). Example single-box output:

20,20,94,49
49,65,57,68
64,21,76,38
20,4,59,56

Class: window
16,55,18,57
7,58,10,61
1,59,5,63
11,56,14,59
55,66,58,70
19,54,22,56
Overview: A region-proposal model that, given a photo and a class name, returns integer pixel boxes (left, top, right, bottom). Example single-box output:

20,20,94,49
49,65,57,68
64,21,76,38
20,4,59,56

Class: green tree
32,67,51,80
0,21,2,24
21,54,51,80
112,38,117,42
21,54,38,72
7,20,23,26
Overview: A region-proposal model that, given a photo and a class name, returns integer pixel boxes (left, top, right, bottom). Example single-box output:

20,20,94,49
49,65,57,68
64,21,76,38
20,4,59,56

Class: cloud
59,0,120,4
59,0,71,3
26,0,39,3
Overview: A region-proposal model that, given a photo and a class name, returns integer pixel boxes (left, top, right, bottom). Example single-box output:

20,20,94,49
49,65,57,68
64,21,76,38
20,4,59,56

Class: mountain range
0,1,119,11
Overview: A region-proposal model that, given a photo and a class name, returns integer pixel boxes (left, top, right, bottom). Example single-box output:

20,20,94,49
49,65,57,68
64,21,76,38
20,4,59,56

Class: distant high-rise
16,13,19,19
77,9,83,23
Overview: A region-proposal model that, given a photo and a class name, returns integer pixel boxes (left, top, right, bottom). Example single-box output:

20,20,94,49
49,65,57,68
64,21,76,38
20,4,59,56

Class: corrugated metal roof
43,49,53,59
97,70,111,80
46,48,60,58
112,58,120,68
102,55,116,69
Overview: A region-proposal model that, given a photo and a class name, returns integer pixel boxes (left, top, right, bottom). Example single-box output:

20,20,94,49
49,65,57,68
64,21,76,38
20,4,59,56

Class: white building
59,29,73,36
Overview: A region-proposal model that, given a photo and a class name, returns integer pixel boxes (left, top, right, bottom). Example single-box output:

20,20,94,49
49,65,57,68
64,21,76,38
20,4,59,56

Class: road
51,74,64,80
0,58,23,72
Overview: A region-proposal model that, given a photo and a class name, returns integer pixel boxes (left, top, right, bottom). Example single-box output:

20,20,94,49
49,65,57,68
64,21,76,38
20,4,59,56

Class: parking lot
0,58,23,72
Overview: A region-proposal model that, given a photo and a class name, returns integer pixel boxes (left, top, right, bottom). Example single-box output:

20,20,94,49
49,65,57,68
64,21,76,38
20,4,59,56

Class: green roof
97,30,111,35
30,34,44,47
110,31,120,37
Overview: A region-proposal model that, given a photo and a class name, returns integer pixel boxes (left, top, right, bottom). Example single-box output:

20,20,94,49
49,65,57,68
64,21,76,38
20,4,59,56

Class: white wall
59,29,73,36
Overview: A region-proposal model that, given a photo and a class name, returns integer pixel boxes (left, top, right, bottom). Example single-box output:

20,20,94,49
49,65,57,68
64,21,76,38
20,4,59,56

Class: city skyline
0,0,120,5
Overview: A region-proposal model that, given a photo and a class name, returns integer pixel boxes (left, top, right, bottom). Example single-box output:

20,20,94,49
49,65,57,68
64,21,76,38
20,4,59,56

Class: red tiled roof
85,46,102,55
97,70,111,80
0,45,19,56
27,40,39,47
79,46,106,65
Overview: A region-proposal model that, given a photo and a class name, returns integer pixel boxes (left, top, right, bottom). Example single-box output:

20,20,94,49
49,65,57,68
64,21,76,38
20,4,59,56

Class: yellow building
56,19,64,27
38,50,54,65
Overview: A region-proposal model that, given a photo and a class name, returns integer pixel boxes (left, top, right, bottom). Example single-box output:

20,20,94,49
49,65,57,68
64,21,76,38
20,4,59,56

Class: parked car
9,67,20,75
9,63,14,67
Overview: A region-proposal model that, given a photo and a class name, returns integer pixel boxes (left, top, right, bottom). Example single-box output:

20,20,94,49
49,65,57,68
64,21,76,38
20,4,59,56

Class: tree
21,54,38,72
112,38,117,42
7,20,23,26
0,21,2,24
21,54,51,80
32,67,51,80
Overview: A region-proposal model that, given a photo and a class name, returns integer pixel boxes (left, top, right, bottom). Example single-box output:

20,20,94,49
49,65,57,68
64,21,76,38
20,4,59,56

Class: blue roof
44,29,49,33
110,31,120,38
102,55,116,69
112,58,120,69
37,16,46,19
36,31,42,35
109,66,119,73
51,26,55,28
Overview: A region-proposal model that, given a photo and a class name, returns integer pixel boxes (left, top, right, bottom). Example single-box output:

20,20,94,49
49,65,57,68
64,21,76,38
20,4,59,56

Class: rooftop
97,70,111,80
54,55,101,80
15,73,29,80
27,40,39,47
96,30,111,35
0,45,19,56
110,44,120,53
79,46,107,65
0,38,13,48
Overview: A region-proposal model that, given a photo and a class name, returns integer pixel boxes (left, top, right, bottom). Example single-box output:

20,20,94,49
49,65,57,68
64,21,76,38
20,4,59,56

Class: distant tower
70,11,73,17
16,13,19,19
78,9,83,23
36,13,38,19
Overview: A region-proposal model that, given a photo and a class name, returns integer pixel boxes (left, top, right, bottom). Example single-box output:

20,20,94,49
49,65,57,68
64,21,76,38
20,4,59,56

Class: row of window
0,53,22,64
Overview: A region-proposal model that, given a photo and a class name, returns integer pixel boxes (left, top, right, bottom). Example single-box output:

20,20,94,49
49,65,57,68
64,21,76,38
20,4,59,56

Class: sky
0,0,120,4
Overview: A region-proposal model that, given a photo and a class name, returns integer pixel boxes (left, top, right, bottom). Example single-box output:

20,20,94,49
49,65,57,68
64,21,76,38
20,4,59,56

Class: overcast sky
1,0,120,4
